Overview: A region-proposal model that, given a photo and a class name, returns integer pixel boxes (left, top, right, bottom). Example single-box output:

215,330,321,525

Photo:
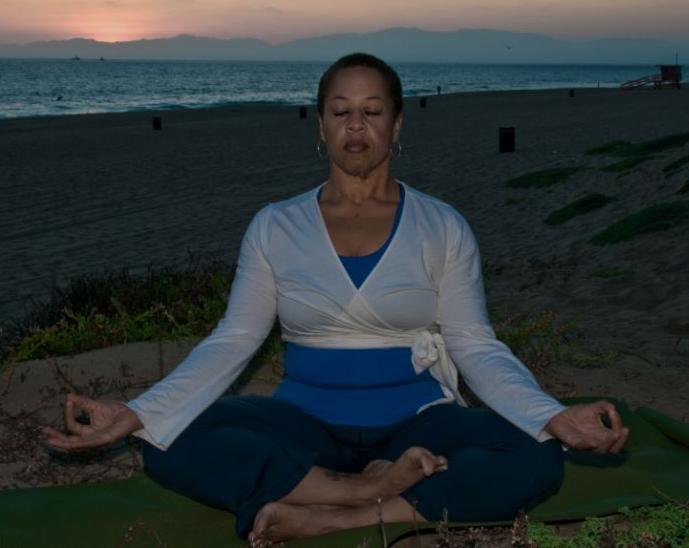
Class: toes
421,456,435,476
251,505,274,546
410,448,443,476
435,456,448,471
248,530,271,548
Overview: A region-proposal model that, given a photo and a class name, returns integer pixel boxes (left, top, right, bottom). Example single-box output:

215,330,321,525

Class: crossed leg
144,396,446,542
250,404,564,544
249,446,447,544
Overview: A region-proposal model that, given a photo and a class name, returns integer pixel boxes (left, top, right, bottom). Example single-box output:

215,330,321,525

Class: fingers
64,393,87,435
40,425,109,452
67,393,99,412
45,393,115,452
610,427,630,453
602,404,628,453
64,393,100,435
593,401,629,453
604,405,625,433
552,402,630,453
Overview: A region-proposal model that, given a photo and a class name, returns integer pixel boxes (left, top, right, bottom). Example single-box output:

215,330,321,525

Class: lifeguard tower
622,64,683,89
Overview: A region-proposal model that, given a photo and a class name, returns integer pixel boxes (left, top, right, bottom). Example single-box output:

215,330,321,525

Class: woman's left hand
545,400,629,453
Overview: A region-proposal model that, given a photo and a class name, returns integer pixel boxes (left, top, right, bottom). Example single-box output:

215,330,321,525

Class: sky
1,0,688,45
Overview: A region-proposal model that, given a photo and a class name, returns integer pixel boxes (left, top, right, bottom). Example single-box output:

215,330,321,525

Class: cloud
263,5,283,15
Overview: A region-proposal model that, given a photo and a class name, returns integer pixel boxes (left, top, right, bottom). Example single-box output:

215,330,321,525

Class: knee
525,440,565,503
142,442,180,488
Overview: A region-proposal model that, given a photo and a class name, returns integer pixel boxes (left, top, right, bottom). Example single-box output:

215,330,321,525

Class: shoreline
0,84,665,123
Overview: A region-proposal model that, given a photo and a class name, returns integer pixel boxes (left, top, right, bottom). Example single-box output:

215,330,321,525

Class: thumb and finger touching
42,394,141,452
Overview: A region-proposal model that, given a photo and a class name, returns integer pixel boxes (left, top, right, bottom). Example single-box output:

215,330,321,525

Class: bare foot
362,458,393,477
369,446,448,500
249,496,426,544
249,502,341,546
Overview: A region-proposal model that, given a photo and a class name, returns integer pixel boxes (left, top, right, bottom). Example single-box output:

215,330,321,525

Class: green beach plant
507,167,581,189
586,140,635,156
590,266,636,279
0,257,290,394
601,156,649,173
544,193,615,225
590,200,689,245
526,504,689,547
390,503,689,547
587,133,689,173
4,271,579,379
0,258,235,368
663,153,689,175
493,310,574,373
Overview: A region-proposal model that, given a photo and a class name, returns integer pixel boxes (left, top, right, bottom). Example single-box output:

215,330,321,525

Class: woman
42,53,628,544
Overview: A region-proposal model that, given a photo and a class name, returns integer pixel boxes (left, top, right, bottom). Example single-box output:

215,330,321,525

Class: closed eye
365,111,382,116
333,111,348,116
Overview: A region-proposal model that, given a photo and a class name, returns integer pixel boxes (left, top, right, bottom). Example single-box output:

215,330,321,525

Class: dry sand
2,87,689,491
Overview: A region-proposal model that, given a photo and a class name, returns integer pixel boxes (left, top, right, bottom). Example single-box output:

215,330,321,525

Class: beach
2,86,689,490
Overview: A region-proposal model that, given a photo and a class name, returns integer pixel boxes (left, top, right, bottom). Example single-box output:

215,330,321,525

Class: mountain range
1,27,686,64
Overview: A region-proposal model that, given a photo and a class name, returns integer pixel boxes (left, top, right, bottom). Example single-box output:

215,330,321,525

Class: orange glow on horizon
59,9,154,44
1,0,688,45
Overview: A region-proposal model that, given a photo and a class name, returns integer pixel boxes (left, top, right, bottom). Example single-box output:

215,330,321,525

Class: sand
2,86,689,491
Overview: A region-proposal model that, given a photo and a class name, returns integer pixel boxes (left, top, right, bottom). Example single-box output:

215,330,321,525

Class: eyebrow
329,95,385,101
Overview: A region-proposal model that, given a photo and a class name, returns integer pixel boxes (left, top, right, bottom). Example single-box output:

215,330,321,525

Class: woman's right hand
41,393,144,452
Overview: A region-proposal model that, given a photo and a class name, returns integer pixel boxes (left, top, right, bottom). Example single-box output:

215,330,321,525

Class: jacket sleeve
437,208,566,440
126,206,278,450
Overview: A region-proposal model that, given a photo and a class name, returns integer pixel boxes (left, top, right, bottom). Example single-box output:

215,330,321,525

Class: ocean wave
0,60,655,119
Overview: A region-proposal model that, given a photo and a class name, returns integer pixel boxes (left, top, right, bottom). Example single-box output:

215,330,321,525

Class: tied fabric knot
411,330,445,374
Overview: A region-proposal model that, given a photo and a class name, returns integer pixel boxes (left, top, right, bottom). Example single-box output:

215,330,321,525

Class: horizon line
2,25,688,48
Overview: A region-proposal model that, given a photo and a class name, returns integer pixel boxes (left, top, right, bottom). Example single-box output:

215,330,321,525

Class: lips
344,140,369,153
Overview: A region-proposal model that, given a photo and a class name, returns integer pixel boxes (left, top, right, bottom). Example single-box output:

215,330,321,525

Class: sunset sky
1,0,688,45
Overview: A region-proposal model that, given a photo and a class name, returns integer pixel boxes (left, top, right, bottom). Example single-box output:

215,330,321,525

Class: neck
323,163,397,206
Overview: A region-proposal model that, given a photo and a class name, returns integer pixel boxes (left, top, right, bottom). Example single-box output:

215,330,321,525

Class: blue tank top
273,184,445,426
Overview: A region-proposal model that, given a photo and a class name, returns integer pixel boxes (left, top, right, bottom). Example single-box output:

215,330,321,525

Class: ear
318,116,326,143
392,114,403,143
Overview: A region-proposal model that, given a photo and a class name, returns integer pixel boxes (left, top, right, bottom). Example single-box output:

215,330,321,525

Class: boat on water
71,55,80,61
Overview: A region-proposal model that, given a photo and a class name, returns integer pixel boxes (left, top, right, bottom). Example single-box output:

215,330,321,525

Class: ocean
0,59,658,119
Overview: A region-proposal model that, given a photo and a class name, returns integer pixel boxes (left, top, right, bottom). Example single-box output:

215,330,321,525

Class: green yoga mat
1,398,688,548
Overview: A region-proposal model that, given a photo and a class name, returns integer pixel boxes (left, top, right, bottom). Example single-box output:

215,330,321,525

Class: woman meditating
42,53,629,545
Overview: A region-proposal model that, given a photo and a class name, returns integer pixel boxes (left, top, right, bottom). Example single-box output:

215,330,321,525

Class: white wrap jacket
128,182,566,450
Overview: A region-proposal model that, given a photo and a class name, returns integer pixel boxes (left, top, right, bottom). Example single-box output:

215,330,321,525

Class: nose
346,110,365,132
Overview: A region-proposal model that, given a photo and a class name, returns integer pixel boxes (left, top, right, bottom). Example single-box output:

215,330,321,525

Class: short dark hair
317,53,403,118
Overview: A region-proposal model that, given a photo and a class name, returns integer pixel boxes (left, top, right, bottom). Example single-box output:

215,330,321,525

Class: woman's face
319,66,402,179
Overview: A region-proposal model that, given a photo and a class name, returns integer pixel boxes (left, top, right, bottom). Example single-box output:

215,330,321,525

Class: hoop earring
317,140,328,159
390,141,402,158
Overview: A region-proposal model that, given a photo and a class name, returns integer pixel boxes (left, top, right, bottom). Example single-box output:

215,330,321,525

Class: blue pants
143,396,564,537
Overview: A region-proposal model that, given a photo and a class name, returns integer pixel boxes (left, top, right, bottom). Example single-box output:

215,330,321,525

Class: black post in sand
299,106,307,119
569,89,575,98
499,127,515,153
152,116,162,130
420,97,427,108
